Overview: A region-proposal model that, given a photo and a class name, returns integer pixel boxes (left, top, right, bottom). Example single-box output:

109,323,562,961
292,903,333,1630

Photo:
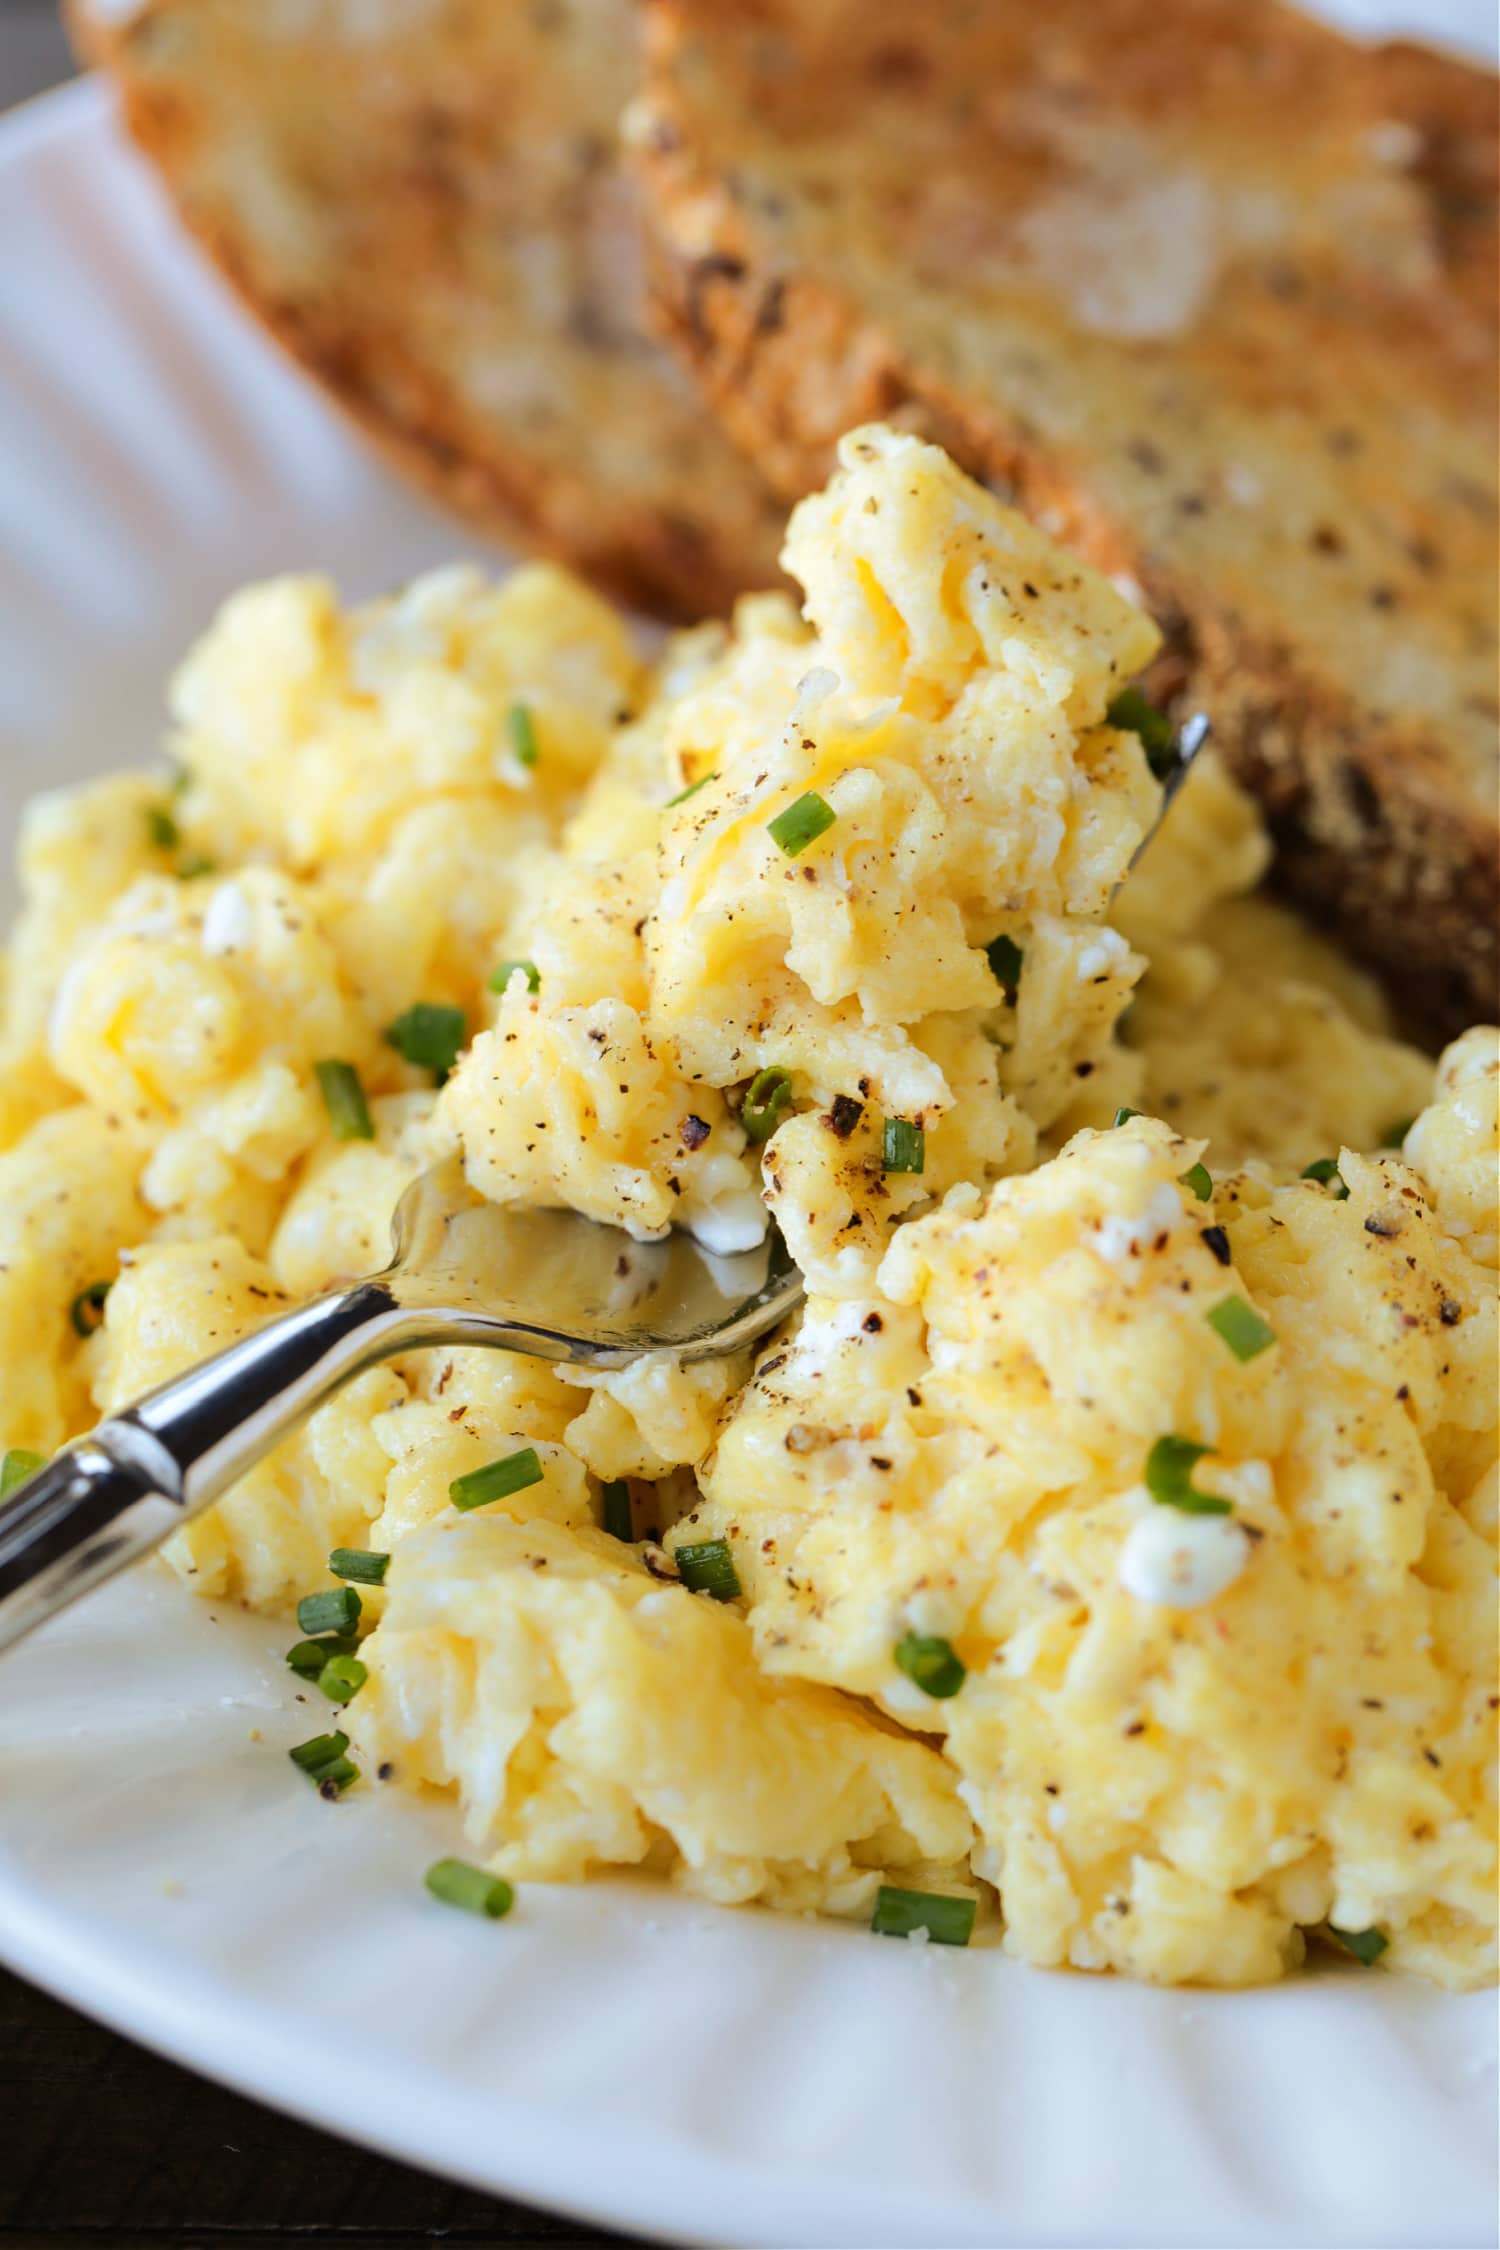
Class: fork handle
0,1278,418,1655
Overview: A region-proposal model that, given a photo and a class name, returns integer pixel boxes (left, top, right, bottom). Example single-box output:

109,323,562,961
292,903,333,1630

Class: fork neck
118,1278,413,1509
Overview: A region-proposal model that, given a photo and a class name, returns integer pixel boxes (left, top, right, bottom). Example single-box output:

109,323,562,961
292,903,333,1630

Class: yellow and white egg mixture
0,428,1492,1987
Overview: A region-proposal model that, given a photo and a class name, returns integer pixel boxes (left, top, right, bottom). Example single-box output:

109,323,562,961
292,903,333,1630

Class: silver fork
0,715,1205,1656
0,1160,801,1654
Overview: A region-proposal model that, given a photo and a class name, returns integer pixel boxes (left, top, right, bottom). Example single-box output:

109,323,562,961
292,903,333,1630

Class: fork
0,715,1205,1656
0,1160,801,1654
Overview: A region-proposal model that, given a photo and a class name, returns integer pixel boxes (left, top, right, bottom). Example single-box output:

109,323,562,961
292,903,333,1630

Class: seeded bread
70,0,786,619
633,0,1499,1034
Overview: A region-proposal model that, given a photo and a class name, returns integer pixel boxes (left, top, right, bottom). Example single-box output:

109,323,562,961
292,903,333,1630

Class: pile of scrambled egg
1,428,1492,1987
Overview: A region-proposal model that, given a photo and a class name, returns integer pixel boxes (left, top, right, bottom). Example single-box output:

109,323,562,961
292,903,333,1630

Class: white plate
1,64,1496,2250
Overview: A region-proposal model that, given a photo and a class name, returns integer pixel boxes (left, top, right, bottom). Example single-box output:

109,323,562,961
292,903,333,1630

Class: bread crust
635,0,1499,1035
70,0,787,621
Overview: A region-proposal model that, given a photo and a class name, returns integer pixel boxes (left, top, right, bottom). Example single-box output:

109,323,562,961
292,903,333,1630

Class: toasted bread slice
70,0,785,620
634,0,1499,1033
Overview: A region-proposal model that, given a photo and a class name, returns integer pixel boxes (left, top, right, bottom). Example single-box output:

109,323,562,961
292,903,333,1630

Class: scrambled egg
686,1098,1496,1987
0,428,1492,1987
438,427,1163,1282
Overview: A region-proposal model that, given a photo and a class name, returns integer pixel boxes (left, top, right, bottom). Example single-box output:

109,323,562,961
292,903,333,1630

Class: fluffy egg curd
0,427,1493,1987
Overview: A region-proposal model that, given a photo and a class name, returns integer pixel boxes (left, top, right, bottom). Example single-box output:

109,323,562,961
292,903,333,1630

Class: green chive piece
168,764,192,799
894,1631,966,1700
1301,1157,1349,1198
767,790,836,857
175,854,218,880
450,1446,545,1512
145,803,180,851
985,934,1025,993
318,1653,369,1704
289,1729,348,1771
1106,686,1176,779
882,1118,925,1175
674,1537,741,1601
69,1280,112,1339
286,1635,358,1677
1180,1162,1213,1201
1145,1434,1231,1515
601,1479,633,1542
0,1448,45,1497
1113,1106,1143,1128
488,958,540,994
1206,1293,1277,1362
386,1002,466,1081
329,1547,389,1586
1381,1116,1417,1150
666,770,718,808
315,1059,374,1141
425,1858,515,1919
871,1885,976,1947
296,1585,362,1636
288,1731,357,1793
314,1756,359,1795
741,1065,794,1144
1329,1924,1389,1965
507,703,540,768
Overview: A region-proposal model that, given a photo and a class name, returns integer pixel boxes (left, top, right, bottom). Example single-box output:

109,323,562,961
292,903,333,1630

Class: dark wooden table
0,12,639,2239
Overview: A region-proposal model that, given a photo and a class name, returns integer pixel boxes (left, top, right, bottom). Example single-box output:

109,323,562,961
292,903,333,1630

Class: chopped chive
1301,1157,1349,1198
601,1479,633,1542
507,702,539,768
1106,686,1176,779
145,803,180,851
871,1885,976,1947
488,958,540,994
314,1757,359,1796
289,1729,348,1771
666,770,718,808
287,1732,358,1800
1381,1116,1417,1150
882,1118,925,1175
168,763,192,799
296,1585,362,1636
1180,1163,1212,1201
329,1547,389,1586
425,1858,514,1919
741,1065,793,1144
175,854,218,880
893,1631,966,1699
1206,1293,1276,1362
288,1731,357,1793
767,789,836,857
1113,1106,1143,1127
317,1653,368,1703
0,1448,45,1497
286,1635,358,1677
1329,1923,1389,1965
69,1280,111,1339
985,934,1024,994
674,1537,741,1600
450,1445,544,1512
315,1059,374,1141
1145,1434,1231,1515
386,1001,466,1081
